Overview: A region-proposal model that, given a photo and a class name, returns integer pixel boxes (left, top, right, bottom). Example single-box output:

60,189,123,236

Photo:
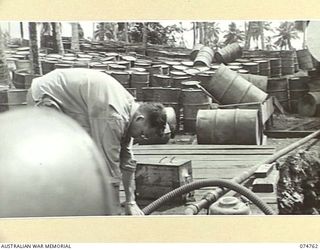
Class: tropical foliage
273,21,299,50
223,22,245,45
206,22,221,47
128,22,184,45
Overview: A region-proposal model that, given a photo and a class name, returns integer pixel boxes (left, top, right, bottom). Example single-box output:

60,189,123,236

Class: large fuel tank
0,107,117,217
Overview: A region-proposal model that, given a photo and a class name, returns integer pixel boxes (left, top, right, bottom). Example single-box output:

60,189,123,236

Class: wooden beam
265,130,320,138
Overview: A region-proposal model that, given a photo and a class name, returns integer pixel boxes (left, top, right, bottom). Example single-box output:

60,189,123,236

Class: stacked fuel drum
1,46,39,113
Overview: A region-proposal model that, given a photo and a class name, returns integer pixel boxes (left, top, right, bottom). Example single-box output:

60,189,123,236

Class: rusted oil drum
267,77,289,110
142,87,180,131
190,44,204,61
241,62,260,74
14,60,32,72
111,71,130,88
280,50,295,75
12,70,41,89
54,63,73,69
171,76,192,88
227,65,243,72
181,88,211,133
121,55,136,68
164,61,181,71
196,72,215,89
170,70,188,77
296,49,314,70
109,64,126,71
214,43,242,64
172,65,189,72
239,73,268,92
150,74,172,87
0,89,28,112
206,64,268,105
196,109,262,145
288,77,310,113
89,63,109,71
130,71,150,101
242,49,266,59
159,64,170,75
269,58,282,77
297,92,320,117
148,65,163,76
41,60,58,75
116,60,131,69
73,61,89,68
294,51,299,72
181,80,201,89
194,46,214,67
254,59,271,77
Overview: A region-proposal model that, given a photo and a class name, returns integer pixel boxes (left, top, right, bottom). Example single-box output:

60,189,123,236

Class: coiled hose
141,179,276,215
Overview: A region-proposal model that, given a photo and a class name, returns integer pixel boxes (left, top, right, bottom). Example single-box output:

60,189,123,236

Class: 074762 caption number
300,244,319,248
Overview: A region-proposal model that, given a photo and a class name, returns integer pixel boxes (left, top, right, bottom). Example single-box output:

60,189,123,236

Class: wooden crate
135,158,193,202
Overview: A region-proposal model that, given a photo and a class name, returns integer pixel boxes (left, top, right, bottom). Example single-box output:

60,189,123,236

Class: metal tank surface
0,107,117,218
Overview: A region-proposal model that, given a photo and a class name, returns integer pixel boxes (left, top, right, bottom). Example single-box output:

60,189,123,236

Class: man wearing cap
27,68,168,216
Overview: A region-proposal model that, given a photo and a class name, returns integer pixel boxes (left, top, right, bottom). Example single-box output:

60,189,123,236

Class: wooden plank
133,150,274,155
133,144,275,150
254,164,275,178
252,170,280,193
265,130,318,138
134,155,272,161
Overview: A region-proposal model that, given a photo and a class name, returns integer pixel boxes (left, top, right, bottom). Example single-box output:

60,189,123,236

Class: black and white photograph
1,20,320,220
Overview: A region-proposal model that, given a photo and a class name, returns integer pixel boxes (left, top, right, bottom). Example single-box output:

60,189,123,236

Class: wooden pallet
119,144,278,215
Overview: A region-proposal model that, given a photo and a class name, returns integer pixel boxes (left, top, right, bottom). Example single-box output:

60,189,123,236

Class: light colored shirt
30,68,139,184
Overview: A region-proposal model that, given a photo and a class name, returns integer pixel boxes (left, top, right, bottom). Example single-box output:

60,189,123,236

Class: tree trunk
51,22,58,53
203,22,208,45
20,22,24,40
244,21,251,50
302,21,307,49
142,22,148,54
260,22,265,50
0,27,10,86
199,22,204,44
55,22,64,55
113,23,118,41
124,22,129,43
71,22,80,52
193,22,197,46
28,22,42,75
288,39,292,50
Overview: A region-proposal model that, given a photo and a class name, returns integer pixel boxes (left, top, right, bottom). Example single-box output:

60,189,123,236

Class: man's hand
125,201,144,216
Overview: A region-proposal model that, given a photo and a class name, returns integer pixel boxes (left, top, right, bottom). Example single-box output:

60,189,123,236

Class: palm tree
142,22,148,54
295,20,309,49
29,22,42,75
71,22,80,52
51,22,64,55
265,36,277,51
273,22,299,50
223,22,245,45
206,22,220,48
20,22,24,42
193,22,197,46
0,27,10,86
244,21,273,50
93,22,114,41
124,22,129,43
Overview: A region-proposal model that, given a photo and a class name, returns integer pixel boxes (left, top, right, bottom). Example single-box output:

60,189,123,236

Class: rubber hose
142,179,276,215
